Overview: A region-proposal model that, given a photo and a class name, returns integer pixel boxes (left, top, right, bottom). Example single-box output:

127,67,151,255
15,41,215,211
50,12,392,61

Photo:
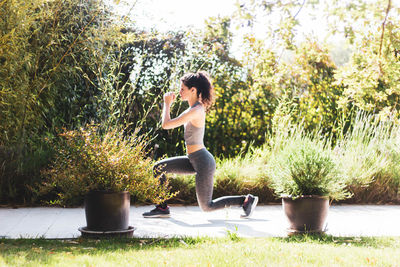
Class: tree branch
293,0,306,19
277,0,307,63
379,0,391,59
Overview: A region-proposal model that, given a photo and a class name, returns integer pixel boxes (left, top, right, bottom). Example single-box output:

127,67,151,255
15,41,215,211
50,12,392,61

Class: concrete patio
1,204,400,239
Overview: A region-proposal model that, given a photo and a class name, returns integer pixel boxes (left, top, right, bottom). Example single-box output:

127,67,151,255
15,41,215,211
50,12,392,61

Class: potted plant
267,136,351,234
39,125,176,237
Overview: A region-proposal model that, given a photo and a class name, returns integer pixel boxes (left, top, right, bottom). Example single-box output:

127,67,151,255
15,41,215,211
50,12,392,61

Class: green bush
0,142,53,204
0,0,113,204
38,125,177,206
267,136,350,201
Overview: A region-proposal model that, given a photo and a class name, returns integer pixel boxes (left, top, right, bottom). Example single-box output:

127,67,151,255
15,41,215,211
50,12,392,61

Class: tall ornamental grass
213,149,276,203
335,113,400,203
169,110,399,204
334,112,391,187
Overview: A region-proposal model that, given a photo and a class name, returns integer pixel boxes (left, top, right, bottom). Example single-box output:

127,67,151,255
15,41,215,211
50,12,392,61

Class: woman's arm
161,92,202,129
162,104,201,129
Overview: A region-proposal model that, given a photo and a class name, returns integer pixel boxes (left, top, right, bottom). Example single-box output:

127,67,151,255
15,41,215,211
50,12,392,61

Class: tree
0,0,114,203
326,0,400,120
286,40,346,138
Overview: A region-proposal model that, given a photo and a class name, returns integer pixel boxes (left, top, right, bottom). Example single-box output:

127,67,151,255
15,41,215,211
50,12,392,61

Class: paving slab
0,205,399,239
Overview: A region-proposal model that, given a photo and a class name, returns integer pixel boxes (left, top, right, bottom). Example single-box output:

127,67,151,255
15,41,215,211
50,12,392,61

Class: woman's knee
198,201,213,212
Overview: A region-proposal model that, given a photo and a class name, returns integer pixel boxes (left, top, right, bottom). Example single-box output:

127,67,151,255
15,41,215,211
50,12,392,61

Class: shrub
0,0,114,204
267,135,351,201
38,125,177,206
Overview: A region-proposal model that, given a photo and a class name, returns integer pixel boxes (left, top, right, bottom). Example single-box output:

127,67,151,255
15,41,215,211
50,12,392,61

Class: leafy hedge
1,0,399,205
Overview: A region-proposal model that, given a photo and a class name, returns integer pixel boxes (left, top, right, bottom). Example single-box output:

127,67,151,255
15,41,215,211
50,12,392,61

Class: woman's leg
143,156,195,218
189,149,246,212
153,156,196,185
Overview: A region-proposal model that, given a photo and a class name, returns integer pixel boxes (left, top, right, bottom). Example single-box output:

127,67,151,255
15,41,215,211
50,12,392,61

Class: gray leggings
154,148,245,212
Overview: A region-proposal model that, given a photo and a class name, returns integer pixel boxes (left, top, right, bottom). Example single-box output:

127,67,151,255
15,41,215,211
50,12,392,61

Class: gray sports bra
184,102,205,145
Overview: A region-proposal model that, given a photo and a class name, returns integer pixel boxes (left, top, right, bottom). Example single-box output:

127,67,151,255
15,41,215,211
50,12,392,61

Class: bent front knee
199,202,213,212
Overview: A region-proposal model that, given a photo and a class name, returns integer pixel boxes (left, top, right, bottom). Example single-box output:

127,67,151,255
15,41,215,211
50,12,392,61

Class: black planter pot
84,190,130,231
282,195,329,234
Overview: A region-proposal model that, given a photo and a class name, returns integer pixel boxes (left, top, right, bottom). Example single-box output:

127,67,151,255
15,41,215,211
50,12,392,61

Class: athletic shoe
142,205,171,218
241,194,258,218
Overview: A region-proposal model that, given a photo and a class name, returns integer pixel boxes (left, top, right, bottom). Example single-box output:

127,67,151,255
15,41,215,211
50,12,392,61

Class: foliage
99,29,189,156
234,35,279,152
235,0,400,136
284,41,347,139
1,0,400,205
0,140,52,204
0,0,108,145
240,34,346,146
38,125,177,206
0,0,112,203
267,133,350,201
91,18,257,158
234,0,310,49
334,111,399,202
114,16,278,158
326,0,400,120
198,17,277,157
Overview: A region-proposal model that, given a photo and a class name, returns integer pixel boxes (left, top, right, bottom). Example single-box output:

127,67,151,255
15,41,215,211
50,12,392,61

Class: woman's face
179,82,193,101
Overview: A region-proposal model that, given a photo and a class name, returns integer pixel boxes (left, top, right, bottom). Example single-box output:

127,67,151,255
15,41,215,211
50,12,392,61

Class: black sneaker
241,194,258,218
142,205,171,218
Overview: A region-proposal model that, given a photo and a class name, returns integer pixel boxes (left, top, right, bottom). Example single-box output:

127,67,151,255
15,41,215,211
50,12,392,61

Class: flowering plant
40,125,176,206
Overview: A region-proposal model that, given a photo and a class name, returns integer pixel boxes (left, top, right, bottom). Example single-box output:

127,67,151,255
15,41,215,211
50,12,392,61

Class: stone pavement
0,205,399,239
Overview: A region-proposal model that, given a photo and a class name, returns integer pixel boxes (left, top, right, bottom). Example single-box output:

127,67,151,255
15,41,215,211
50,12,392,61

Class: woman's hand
163,92,176,106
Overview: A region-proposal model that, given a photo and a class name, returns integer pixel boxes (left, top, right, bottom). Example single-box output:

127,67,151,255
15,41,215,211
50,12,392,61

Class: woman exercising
143,71,258,218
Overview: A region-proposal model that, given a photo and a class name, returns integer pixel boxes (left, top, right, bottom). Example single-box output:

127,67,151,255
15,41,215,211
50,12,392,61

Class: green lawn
1,235,399,266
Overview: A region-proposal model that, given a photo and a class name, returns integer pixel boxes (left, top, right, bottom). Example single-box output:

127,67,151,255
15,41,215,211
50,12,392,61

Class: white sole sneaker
240,196,258,219
143,214,171,218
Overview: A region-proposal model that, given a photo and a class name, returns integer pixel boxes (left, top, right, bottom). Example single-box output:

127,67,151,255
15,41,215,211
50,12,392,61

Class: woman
143,71,258,218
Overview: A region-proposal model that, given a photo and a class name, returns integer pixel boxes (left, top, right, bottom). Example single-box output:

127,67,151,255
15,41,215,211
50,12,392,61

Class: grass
1,236,400,266
167,111,400,205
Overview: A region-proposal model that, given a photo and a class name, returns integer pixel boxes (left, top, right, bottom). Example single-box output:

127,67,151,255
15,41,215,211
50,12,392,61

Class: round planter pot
282,195,329,234
84,190,130,231
78,226,135,238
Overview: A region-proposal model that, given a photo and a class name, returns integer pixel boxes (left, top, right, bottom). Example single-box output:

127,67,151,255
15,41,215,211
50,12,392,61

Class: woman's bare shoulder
190,104,205,116
189,104,205,126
